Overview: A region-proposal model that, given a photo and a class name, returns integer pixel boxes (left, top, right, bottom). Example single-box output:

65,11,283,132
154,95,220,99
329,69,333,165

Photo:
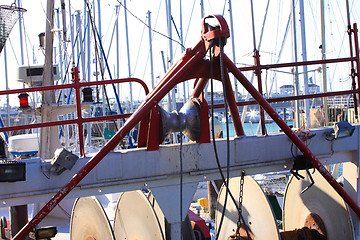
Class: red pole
224,53,360,218
253,50,266,135
72,67,85,157
13,41,207,240
223,70,244,136
353,23,360,121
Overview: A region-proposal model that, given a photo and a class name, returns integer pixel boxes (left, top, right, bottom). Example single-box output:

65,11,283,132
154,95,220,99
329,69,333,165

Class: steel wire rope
208,44,252,240
351,0,360,22
183,0,196,45
57,3,94,139
307,1,321,55
138,0,163,94
132,19,147,78
86,1,135,148
102,7,116,44
268,6,292,96
116,0,185,49
141,0,163,83
327,1,350,91
19,0,43,144
240,0,270,125
87,4,120,133
179,118,183,240
7,38,19,65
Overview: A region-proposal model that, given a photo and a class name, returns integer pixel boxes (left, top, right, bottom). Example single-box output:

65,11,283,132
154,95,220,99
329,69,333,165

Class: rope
116,0,185,49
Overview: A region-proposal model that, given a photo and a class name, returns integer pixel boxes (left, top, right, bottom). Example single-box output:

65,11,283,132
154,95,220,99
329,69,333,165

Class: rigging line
86,2,135,147
183,0,196,44
102,8,119,75
179,121,183,240
206,0,214,16
256,0,270,51
334,1,347,27
268,10,292,94
140,0,163,83
307,1,321,51
116,0,185,49
329,32,347,91
58,13,93,138
87,4,119,132
209,46,251,240
221,0,226,16
171,15,184,57
240,0,270,124
273,0,282,63
103,7,116,43
249,0,257,51
171,16,181,40
7,39,19,65
133,19,147,77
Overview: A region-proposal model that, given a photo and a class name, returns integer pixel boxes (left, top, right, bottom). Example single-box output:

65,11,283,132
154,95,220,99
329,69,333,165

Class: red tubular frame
0,76,149,156
12,16,360,239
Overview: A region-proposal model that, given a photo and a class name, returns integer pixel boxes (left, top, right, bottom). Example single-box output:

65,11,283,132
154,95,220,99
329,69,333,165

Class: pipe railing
0,72,149,156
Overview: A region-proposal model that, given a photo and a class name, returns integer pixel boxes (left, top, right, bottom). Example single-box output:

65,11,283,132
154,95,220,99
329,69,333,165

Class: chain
235,171,246,238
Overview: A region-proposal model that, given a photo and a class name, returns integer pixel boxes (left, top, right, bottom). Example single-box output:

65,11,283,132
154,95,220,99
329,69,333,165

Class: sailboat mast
3,46,10,126
148,11,155,90
291,0,300,129
228,0,238,102
320,0,329,126
166,0,176,111
68,0,75,63
17,0,24,66
124,0,133,112
299,0,311,128
41,0,60,159
179,0,186,103
116,5,120,91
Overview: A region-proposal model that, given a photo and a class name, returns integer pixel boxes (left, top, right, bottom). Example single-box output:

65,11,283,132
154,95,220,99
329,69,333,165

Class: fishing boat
0,0,360,240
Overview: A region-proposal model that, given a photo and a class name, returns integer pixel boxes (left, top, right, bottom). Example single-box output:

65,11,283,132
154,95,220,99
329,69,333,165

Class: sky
0,0,360,106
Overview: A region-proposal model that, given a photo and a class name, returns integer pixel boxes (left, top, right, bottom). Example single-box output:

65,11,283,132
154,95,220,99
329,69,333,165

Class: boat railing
0,66,149,156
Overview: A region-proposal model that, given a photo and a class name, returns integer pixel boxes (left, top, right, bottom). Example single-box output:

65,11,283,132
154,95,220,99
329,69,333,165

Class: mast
201,0,208,101
299,0,311,128
55,9,64,84
320,0,329,126
228,0,238,102
180,0,186,103
40,0,60,159
75,10,85,77
17,0,24,66
61,0,67,40
124,0,133,112
166,0,176,111
116,5,121,105
291,0,300,129
148,11,155,90
250,0,266,135
3,46,10,126
68,0,75,63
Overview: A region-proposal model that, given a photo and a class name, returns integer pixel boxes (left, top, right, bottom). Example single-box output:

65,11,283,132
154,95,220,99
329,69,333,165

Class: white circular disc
113,190,165,240
70,196,115,240
283,169,354,240
215,176,281,239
